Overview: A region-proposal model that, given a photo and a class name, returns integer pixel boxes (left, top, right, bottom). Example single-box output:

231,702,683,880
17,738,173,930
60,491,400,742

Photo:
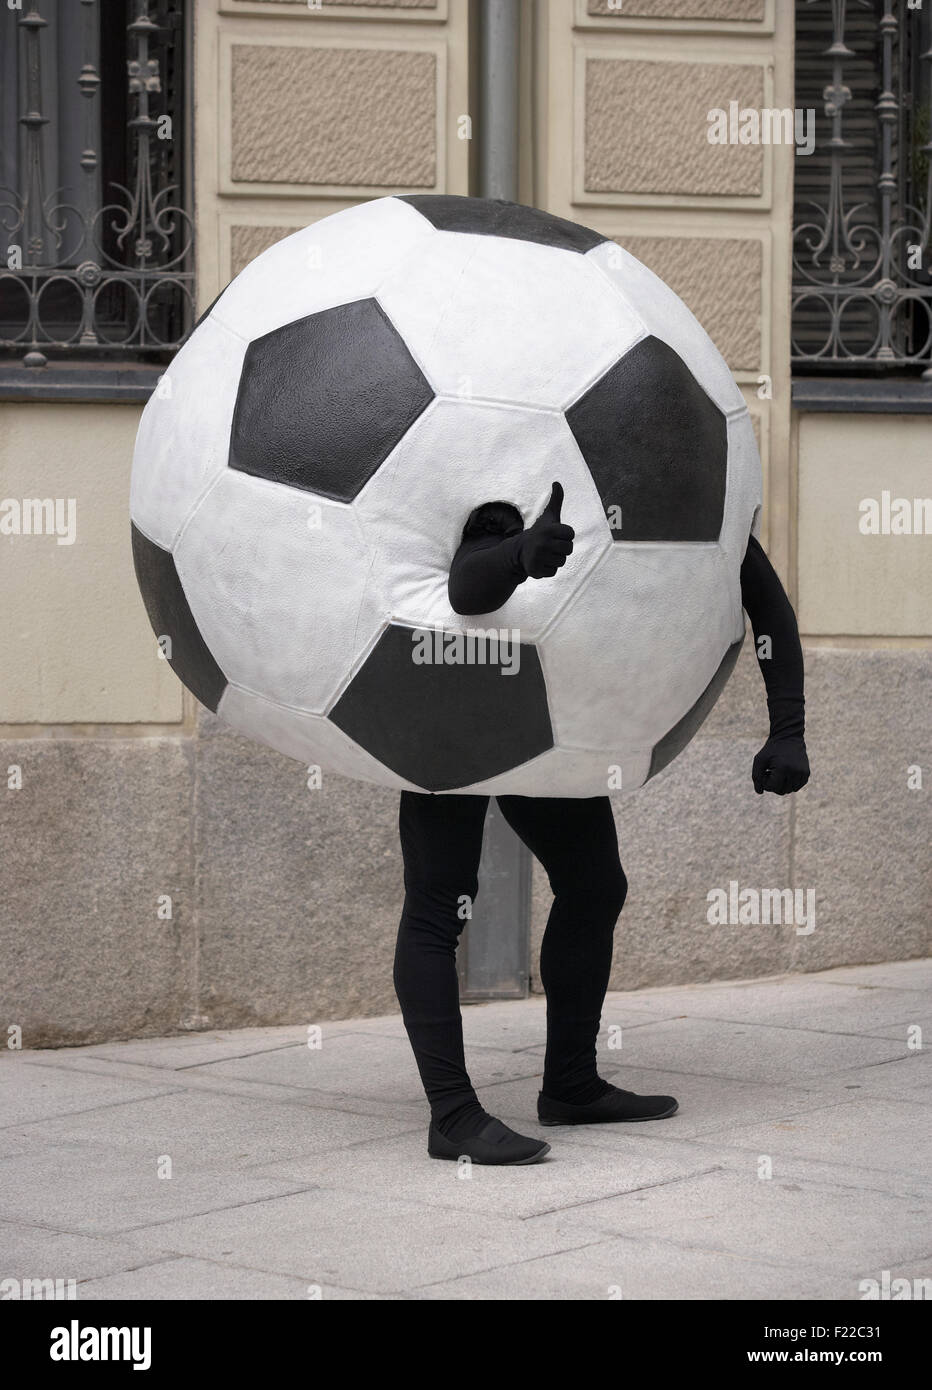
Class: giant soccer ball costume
130,195,761,797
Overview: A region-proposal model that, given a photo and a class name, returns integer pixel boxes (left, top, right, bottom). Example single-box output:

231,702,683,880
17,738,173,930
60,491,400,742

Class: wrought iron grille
0,0,192,366
792,0,932,372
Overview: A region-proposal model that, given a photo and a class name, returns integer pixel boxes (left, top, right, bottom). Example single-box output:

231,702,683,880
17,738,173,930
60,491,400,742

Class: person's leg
496,794,677,1123
496,795,625,1101
394,791,549,1161
393,790,489,1137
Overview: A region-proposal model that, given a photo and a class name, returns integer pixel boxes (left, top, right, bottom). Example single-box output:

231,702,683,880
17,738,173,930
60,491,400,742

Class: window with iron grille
792,0,932,375
0,0,193,390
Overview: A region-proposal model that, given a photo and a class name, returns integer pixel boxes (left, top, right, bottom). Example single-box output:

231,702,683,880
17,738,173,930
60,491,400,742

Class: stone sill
792,376,932,414
0,360,166,403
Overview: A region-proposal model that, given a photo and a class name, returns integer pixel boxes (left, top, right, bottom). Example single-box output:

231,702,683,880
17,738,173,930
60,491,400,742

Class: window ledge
0,360,165,403
792,376,932,414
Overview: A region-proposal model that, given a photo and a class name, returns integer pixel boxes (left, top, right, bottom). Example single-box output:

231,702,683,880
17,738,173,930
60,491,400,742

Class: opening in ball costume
131,195,810,1165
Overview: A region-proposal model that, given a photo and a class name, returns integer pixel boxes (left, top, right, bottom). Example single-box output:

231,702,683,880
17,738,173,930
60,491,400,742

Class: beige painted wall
797,413,932,638
0,403,181,727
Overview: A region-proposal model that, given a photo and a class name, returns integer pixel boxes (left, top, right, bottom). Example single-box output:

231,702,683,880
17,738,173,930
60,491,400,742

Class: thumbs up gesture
516,482,575,580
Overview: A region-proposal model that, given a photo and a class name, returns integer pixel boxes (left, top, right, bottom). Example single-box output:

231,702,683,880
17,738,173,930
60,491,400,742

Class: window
792,0,932,374
0,0,193,387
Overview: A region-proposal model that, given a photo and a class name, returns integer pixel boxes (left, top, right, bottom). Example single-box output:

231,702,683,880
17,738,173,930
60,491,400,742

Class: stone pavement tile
17,1049,429,1125
809,1053,931,1102
0,1141,313,1237
79,1028,309,1071
587,1016,908,1084
863,1015,932,1043
335,999,683,1057
0,1127,70,1161
809,961,932,993
541,1067,850,1142
454,1070,840,1150
193,1033,544,1103
700,1151,926,1202
0,1219,178,1286
118,1186,601,1295
527,1168,932,1273
409,1235,856,1301
480,1104,927,1202
863,1257,932,1296
706,1096,930,1180
76,1256,331,1301
0,1059,178,1128
617,980,932,1036
246,1127,719,1221
460,996,679,1051
12,1089,423,1167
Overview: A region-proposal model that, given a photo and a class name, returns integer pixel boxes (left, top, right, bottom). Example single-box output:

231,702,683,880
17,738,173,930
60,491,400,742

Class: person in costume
394,487,810,1165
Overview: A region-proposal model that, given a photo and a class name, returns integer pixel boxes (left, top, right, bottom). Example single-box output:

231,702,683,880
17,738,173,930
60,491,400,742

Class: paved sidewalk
1,960,930,1300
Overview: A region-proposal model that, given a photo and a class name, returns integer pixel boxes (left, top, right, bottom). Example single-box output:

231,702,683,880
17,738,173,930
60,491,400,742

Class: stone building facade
1,0,928,1045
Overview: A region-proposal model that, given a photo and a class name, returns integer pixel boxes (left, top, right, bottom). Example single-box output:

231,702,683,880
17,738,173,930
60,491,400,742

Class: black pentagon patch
647,636,743,782
131,522,227,713
397,194,607,255
328,623,553,792
229,298,434,502
566,336,727,542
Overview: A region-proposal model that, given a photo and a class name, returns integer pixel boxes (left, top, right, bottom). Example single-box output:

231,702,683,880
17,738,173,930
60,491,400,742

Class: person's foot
538,1084,678,1126
428,1116,550,1164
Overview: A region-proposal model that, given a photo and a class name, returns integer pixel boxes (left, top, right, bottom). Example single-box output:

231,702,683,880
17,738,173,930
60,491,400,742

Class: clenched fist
752,736,810,796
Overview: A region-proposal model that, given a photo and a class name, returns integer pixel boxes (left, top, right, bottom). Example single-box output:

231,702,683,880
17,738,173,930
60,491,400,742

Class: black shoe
428,1117,551,1165
538,1086,678,1126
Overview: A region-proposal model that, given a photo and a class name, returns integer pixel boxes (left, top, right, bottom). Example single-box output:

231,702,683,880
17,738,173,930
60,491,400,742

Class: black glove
515,482,575,579
752,735,810,796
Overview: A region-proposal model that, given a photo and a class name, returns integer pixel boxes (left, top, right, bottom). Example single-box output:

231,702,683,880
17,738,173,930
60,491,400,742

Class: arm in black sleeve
740,533,810,794
448,487,575,616
448,505,528,616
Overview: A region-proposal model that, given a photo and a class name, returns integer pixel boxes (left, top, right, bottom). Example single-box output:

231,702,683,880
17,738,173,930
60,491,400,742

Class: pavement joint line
259,1172,738,1232
537,1057,907,1087
13,1046,917,1096
74,1250,362,1295
679,1092,876,1139
518,1164,726,1220
0,1087,188,1134
74,1254,183,1286
564,1225,877,1275
7,1113,430,1161
0,1183,322,1240
201,1065,550,1099
401,1236,633,1295
621,1014,929,1040
68,1183,324,1239
412,1227,874,1284
602,969,931,999
620,1144,932,1202
4,1055,432,1120
841,1052,928,1073
240,1124,430,1169
174,1045,305,1073
296,1030,545,1055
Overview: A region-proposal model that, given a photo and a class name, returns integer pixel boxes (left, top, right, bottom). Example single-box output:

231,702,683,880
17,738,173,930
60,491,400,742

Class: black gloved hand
752,736,810,796
515,482,575,579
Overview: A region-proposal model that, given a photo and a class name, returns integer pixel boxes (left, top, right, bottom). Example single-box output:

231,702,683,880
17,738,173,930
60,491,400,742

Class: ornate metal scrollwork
792,0,932,371
0,0,193,365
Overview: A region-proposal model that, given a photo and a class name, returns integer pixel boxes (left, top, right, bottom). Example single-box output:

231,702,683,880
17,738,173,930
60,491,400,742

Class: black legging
393,791,628,1130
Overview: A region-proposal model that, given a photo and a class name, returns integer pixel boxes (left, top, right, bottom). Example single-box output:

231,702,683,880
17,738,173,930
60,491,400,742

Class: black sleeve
740,533,806,740
448,503,528,616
